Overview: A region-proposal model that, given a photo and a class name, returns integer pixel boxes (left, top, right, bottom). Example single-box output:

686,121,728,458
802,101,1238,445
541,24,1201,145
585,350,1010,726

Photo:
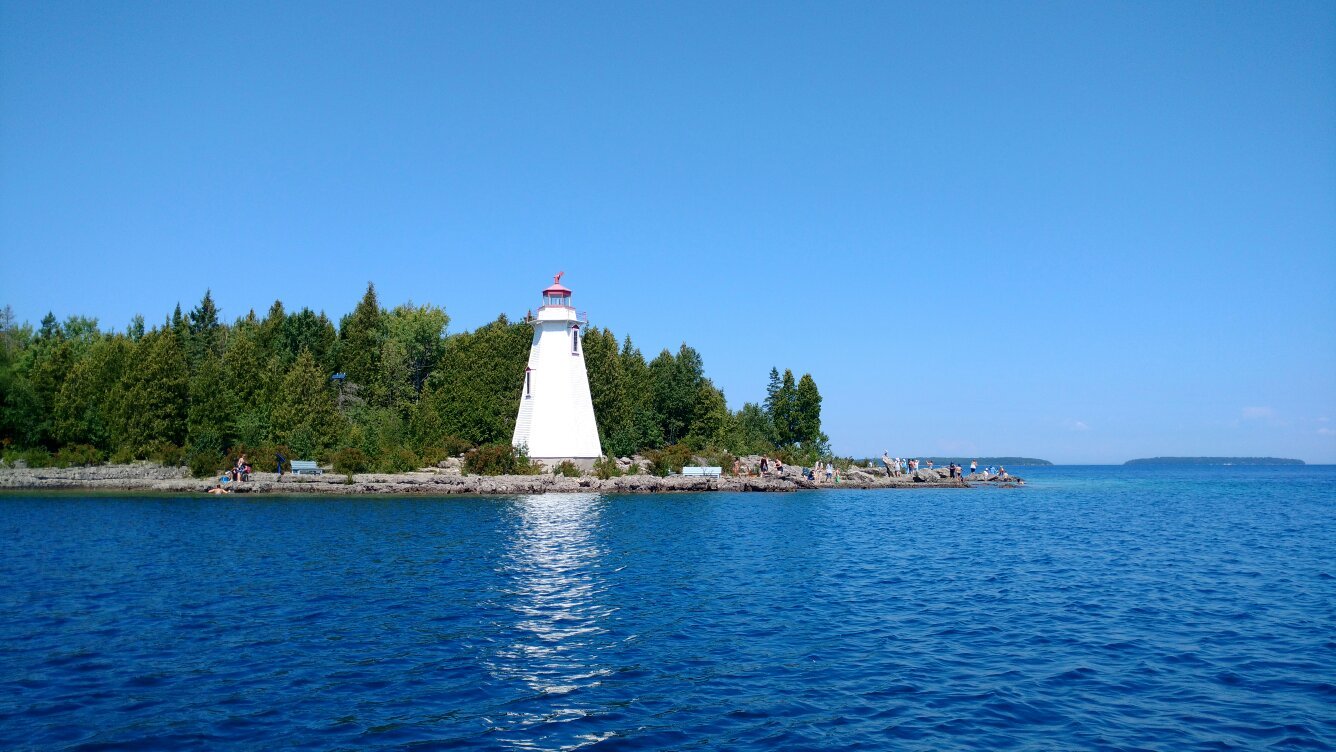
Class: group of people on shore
879,453,1006,480
731,457,841,483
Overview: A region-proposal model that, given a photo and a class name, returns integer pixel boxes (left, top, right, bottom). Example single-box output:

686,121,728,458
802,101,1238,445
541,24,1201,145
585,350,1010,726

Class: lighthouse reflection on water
485,493,619,744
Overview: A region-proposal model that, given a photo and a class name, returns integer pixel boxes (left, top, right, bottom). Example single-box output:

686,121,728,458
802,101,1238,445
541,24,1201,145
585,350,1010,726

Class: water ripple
0,466,1333,750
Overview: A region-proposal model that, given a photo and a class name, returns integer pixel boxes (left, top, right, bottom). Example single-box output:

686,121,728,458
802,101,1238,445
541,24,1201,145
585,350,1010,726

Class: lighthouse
512,273,602,463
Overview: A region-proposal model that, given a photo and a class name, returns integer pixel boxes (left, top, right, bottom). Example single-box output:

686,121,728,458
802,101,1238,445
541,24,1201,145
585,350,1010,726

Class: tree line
0,285,826,475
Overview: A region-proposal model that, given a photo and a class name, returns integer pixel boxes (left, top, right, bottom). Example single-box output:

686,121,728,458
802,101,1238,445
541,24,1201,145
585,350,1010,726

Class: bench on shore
681,466,722,477
291,460,323,475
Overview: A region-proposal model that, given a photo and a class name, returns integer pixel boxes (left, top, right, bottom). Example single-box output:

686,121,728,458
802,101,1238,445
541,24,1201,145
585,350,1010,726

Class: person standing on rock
760,456,769,477
970,459,977,475
882,451,894,478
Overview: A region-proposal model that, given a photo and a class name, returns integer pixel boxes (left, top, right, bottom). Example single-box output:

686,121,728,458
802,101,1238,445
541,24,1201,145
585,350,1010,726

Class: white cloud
1065,419,1090,431
1319,427,1335,436
1241,406,1276,420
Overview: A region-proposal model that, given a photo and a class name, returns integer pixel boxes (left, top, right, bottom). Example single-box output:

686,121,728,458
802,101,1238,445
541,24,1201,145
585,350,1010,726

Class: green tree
416,315,530,446
777,369,800,447
724,402,775,455
650,344,704,445
53,336,131,449
187,352,232,450
384,302,449,398
187,290,222,367
116,330,189,455
582,326,628,445
337,283,385,401
684,380,728,450
271,350,343,457
794,373,826,450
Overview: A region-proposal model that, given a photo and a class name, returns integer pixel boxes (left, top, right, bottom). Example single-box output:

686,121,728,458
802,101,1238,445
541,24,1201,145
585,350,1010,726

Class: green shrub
4,447,53,468
149,442,184,467
592,456,621,480
332,447,370,476
54,444,104,468
440,435,472,457
553,460,582,477
464,443,539,476
646,443,693,477
378,447,420,474
188,450,224,479
700,449,737,475
110,445,136,465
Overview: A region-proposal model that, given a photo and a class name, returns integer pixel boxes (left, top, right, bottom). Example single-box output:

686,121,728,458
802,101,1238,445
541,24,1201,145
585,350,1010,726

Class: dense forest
0,285,827,476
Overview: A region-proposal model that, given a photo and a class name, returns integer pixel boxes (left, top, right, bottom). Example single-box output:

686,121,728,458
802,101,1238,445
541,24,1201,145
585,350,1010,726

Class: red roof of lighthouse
542,271,571,296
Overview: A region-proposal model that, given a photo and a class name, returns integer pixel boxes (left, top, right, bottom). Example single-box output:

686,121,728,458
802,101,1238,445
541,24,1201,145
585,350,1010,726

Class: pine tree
186,352,231,468
772,368,798,447
117,331,189,455
271,350,343,457
53,336,130,449
337,283,385,401
763,366,781,416
583,326,628,445
794,373,824,448
187,290,222,366
417,315,530,446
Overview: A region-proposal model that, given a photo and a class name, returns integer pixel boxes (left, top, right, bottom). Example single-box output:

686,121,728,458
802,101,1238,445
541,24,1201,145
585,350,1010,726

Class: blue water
1,466,1333,751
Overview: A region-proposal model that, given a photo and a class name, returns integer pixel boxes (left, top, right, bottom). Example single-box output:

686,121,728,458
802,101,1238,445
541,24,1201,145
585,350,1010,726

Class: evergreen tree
794,373,825,449
771,368,798,447
187,290,222,366
650,344,704,445
337,283,385,401
222,327,274,446
416,315,530,446
271,350,343,457
259,300,286,361
764,366,781,416
186,352,231,469
116,330,189,455
38,312,61,341
53,336,130,449
582,326,628,445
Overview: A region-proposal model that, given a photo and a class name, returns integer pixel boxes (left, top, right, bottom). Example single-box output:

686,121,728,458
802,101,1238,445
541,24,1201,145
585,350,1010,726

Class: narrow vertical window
524,367,532,397
571,325,580,355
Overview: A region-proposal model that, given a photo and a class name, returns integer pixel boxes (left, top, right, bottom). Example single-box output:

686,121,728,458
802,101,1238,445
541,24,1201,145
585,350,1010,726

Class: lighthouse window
572,330,579,354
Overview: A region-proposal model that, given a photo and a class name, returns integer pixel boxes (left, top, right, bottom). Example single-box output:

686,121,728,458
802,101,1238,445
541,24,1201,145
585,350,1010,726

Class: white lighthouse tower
512,273,602,463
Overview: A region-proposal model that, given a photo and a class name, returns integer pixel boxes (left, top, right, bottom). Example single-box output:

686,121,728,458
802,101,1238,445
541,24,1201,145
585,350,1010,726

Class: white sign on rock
511,273,603,461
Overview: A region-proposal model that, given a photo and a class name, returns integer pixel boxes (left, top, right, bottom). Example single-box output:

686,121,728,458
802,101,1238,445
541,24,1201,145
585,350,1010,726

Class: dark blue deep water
1,466,1333,750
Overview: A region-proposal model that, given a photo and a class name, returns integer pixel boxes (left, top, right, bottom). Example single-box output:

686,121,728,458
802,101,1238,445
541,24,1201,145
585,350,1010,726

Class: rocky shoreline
0,463,1024,496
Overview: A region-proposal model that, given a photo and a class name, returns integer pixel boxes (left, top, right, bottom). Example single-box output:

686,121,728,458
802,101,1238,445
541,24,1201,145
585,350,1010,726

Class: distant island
1124,457,1304,466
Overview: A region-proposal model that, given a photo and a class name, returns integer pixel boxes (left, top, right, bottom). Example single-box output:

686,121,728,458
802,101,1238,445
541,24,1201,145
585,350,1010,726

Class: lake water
1,466,1333,750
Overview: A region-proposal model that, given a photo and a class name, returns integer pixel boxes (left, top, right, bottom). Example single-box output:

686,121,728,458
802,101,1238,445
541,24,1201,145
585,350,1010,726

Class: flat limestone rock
0,463,1016,495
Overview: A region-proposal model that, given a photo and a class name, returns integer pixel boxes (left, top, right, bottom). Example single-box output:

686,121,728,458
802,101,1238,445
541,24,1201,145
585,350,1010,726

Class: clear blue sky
3,1,1333,463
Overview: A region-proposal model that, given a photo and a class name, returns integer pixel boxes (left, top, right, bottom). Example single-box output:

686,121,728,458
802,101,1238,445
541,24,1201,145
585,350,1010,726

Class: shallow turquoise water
1,466,1333,750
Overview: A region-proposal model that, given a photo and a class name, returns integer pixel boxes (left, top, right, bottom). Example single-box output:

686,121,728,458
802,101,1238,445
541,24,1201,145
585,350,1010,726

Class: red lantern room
541,272,572,309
